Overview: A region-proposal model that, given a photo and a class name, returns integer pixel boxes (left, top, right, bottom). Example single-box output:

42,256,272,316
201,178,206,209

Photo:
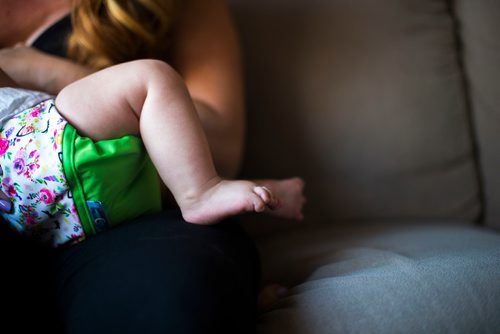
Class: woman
0,0,245,178
0,0,282,332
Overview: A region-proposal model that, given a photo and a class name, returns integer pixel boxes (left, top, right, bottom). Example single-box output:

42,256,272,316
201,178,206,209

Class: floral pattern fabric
0,99,85,247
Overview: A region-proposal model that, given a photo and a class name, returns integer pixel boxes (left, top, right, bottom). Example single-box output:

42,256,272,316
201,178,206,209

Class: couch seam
446,0,485,226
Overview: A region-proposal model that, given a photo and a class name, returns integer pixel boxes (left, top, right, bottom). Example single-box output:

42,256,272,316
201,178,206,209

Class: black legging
1,210,260,333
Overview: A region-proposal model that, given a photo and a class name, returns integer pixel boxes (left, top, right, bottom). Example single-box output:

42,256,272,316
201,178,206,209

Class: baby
0,60,305,248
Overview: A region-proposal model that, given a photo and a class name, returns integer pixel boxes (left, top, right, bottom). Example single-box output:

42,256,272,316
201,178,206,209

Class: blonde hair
68,0,179,70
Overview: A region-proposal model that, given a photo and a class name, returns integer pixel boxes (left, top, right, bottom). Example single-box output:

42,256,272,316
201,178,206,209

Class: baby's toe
253,186,279,210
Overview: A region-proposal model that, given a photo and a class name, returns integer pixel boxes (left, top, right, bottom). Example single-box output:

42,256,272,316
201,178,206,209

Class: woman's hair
67,0,179,69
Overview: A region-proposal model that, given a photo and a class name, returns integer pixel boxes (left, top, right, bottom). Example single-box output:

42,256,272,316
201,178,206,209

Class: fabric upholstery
230,0,481,230
255,222,500,333
224,0,500,333
454,0,500,229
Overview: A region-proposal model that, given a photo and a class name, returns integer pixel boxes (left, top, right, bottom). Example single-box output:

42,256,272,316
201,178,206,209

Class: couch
227,0,500,332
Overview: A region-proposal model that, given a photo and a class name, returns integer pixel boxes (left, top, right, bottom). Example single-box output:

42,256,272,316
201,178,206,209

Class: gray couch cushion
455,0,500,230
230,0,481,232
256,222,500,333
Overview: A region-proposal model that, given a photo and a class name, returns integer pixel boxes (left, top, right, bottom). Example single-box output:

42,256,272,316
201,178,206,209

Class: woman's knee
54,212,260,333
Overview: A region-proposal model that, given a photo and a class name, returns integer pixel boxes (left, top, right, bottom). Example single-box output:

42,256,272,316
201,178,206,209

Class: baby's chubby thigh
55,60,180,142
54,66,142,141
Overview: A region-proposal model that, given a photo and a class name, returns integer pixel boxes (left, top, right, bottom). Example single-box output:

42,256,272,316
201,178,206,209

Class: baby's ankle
181,176,223,205
178,179,273,225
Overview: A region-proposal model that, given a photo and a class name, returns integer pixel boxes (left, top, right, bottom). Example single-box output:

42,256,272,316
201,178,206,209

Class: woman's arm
0,45,92,94
168,0,245,178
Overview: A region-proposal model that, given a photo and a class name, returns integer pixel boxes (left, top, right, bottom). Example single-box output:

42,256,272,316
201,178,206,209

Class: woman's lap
0,210,260,333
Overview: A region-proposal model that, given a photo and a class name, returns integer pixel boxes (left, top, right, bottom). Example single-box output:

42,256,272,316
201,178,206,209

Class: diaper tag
86,201,110,233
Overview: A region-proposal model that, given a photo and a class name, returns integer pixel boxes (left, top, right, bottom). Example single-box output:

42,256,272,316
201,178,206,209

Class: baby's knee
127,59,184,89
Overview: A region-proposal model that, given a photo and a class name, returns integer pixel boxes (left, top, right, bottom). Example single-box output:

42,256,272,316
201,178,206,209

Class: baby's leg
55,60,279,224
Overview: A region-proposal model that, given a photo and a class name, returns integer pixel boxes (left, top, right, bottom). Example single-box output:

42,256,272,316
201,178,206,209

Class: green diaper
62,124,162,237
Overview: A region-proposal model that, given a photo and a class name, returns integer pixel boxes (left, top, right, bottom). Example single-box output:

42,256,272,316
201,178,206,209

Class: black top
31,15,72,57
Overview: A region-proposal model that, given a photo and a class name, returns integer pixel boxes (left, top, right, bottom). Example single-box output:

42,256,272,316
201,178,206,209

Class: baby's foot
181,178,279,225
257,284,289,313
255,177,306,220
